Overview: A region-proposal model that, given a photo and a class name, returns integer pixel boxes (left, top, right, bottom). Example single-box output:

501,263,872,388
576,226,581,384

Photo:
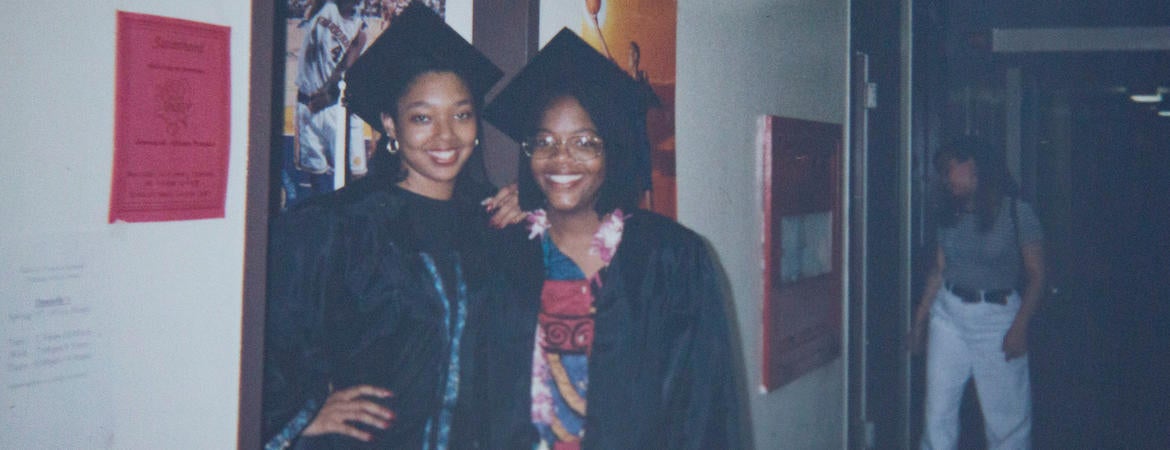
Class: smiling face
381,71,477,199
529,95,606,216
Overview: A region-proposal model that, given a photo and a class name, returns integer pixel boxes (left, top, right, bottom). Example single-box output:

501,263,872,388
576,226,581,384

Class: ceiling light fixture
1130,86,1167,103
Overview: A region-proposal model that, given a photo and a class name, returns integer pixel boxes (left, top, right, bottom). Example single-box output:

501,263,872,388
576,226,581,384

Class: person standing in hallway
909,135,1047,449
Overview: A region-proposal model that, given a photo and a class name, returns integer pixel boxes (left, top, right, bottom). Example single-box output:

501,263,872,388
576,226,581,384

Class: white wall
1,1,251,448
676,0,849,448
0,0,851,446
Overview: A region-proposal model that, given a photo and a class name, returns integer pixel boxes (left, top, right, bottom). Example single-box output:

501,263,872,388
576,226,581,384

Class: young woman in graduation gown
261,4,520,448
475,30,744,449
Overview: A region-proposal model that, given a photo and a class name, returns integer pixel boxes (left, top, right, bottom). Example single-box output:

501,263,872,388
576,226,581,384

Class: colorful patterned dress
531,236,597,449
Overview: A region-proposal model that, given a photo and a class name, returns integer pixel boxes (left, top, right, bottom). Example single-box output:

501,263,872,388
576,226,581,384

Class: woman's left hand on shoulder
483,183,525,229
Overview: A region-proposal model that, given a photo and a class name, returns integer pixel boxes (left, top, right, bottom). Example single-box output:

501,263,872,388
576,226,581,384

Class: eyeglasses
522,134,604,161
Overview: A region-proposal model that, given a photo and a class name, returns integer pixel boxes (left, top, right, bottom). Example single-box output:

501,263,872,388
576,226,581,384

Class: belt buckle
947,282,979,303
984,289,1010,305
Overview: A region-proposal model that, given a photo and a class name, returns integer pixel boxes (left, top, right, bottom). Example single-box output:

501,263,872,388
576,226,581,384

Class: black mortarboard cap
344,2,502,133
484,28,653,191
484,28,648,143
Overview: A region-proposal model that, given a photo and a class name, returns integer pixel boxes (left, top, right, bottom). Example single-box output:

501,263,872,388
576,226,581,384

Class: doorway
913,31,1170,449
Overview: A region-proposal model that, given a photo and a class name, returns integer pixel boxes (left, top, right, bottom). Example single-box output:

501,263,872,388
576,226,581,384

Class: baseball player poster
277,0,455,212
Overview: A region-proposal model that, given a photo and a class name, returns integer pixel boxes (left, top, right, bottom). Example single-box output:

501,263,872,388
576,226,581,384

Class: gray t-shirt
939,199,1043,290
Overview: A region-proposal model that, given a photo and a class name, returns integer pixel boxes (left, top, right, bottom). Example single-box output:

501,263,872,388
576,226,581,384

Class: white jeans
921,287,1032,450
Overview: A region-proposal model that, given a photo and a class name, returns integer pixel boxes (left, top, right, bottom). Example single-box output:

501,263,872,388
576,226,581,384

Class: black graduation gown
262,179,493,449
474,210,744,449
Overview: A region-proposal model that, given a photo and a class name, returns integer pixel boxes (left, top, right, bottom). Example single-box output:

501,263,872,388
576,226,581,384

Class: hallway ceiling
944,0,1170,112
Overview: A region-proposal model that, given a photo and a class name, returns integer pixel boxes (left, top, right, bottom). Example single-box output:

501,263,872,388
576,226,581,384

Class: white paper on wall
1,233,114,448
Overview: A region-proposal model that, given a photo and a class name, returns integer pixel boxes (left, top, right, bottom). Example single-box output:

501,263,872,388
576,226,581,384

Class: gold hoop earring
386,138,400,154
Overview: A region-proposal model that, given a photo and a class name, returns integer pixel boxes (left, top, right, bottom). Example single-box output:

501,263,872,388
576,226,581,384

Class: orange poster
582,0,677,218
109,11,230,223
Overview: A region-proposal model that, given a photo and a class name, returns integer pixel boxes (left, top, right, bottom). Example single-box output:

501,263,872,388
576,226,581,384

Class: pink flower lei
524,209,630,264
525,209,550,240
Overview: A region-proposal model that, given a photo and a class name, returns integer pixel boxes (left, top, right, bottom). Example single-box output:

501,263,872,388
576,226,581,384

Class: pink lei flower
525,209,550,239
525,208,630,264
590,209,629,264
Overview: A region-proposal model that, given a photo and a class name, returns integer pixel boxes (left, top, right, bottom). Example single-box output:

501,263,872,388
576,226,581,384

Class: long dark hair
516,89,643,217
934,135,1018,232
364,59,490,199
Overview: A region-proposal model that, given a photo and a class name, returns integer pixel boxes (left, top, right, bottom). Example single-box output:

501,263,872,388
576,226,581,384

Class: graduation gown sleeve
262,181,498,449
261,200,341,445
586,211,744,449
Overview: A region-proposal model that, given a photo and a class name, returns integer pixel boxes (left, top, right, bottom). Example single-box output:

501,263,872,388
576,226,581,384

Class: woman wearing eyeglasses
472,29,743,449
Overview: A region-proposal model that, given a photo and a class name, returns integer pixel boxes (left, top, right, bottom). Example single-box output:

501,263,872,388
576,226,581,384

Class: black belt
946,282,1012,305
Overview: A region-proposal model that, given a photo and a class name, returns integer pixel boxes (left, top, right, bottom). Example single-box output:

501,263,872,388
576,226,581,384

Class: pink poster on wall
109,11,230,223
